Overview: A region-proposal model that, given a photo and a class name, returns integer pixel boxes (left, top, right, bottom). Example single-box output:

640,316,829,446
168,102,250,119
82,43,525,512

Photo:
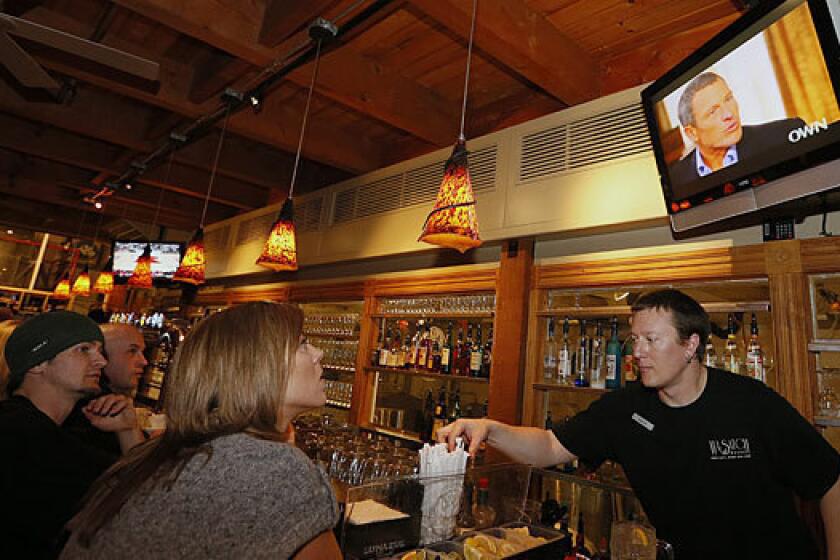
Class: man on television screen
668,72,805,185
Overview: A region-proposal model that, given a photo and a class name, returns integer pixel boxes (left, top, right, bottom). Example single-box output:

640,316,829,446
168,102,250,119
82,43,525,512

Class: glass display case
365,294,495,442
809,273,840,450
300,300,363,424
529,280,775,438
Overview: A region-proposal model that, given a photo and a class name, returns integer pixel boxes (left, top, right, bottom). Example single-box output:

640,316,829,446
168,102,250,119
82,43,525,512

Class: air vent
205,225,230,254
298,196,323,233
519,103,651,183
236,212,275,244
331,145,498,225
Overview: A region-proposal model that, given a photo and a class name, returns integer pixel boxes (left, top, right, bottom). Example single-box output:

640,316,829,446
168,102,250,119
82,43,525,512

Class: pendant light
93,256,114,294
257,19,335,271
173,110,231,285
71,266,91,297
419,0,482,253
53,271,71,298
127,242,153,288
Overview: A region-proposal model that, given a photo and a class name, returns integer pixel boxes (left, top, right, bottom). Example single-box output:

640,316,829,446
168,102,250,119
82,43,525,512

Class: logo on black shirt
708,437,751,460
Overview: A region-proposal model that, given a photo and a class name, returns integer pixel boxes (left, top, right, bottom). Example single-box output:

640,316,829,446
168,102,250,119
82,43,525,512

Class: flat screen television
112,241,183,283
641,0,840,237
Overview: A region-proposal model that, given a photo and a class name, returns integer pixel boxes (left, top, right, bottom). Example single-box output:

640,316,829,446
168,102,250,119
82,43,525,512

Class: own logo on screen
788,117,829,143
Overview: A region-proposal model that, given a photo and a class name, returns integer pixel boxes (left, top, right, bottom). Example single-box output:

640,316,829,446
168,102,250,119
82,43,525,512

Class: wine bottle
431,386,448,441
480,326,492,379
622,336,637,383
441,321,453,374
448,388,462,423
379,328,391,367
723,313,740,374
544,318,558,380
605,317,622,390
704,333,718,368
470,324,483,377
545,409,554,430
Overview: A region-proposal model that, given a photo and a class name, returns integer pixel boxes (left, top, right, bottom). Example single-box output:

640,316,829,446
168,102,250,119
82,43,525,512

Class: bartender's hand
437,418,495,456
83,394,137,433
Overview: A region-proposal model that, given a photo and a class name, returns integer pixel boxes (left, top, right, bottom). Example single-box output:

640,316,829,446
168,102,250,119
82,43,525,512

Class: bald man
64,323,149,455
99,323,149,395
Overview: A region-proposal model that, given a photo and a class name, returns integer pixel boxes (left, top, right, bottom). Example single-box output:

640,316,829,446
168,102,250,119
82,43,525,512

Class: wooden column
351,289,377,426
488,238,533,425
765,240,816,419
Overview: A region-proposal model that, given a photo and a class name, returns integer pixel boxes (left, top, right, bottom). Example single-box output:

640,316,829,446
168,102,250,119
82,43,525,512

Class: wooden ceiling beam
406,0,600,106
113,0,459,148
0,112,266,211
0,78,330,192
258,0,340,47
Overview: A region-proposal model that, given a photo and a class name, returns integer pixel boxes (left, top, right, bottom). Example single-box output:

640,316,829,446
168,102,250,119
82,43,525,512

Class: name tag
632,413,655,431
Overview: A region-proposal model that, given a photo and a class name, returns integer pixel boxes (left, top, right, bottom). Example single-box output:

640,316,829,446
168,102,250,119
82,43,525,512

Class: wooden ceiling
0,0,745,241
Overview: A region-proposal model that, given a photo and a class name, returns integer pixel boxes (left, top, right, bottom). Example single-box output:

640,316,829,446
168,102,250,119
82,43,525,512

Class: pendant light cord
150,150,174,239
288,38,323,200
200,104,232,228
459,0,479,141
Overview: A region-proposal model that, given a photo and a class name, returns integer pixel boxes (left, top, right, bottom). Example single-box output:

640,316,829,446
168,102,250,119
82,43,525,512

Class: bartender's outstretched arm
437,418,577,469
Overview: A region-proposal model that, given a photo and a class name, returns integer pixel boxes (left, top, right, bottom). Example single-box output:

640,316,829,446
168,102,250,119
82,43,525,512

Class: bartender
439,289,840,560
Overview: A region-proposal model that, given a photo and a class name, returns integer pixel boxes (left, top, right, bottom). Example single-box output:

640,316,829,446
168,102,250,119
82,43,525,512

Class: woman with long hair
61,302,341,559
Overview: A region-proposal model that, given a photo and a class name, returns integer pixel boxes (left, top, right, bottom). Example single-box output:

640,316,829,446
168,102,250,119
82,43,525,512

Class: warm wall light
128,243,153,288
419,0,482,253
93,268,114,294
418,139,481,253
255,199,297,271
53,273,71,298
71,266,91,297
172,228,206,285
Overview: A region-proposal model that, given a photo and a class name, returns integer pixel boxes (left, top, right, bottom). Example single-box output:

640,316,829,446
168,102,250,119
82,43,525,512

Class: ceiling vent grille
519,103,650,183
330,145,497,225
298,196,323,233
205,225,230,255
236,212,275,244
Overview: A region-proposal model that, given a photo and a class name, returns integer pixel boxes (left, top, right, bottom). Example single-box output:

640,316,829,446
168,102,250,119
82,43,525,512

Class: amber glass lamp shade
53,273,71,299
93,257,114,294
128,243,154,289
71,266,91,297
173,228,206,285
255,199,298,271
418,140,481,253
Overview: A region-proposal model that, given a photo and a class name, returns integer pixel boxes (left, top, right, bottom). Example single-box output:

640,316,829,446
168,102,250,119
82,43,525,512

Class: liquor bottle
605,317,622,390
455,479,476,536
622,336,637,383
378,328,391,367
430,338,442,372
371,334,382,367
470,324,483,377
421,390,435,442
406,321,419,369
441,322,453,374
480,327,492,379
448,389,462,424
454,327,466,376
745,313,765,382
723,313,741,374
431,386,448,441
557,317,572,385
589,321,605,389
472,477,496,530
545,409,554,430
416,320,429,370
704,333,718,368
544,318,558,381
575,319,590,387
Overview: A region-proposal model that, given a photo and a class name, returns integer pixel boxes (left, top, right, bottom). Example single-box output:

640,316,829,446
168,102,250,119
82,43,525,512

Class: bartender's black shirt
553,367,840,560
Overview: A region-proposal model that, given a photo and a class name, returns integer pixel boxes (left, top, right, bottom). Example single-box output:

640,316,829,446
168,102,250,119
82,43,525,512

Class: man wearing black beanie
0,311,144,559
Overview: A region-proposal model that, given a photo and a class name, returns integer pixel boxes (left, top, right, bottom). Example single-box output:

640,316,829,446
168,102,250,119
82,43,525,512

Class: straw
418,438,470,545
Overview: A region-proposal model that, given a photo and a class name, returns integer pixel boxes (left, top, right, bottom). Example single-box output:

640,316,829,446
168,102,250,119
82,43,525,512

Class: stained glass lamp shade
71,266,91,297
256,199,298,271
418,140,481,253
93,257,114,294
53,273,71,298
173,228,206,285
127,243,154,288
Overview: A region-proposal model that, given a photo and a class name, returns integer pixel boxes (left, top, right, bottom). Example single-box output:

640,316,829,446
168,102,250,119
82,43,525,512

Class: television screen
642,0,840,233
112,241,183,281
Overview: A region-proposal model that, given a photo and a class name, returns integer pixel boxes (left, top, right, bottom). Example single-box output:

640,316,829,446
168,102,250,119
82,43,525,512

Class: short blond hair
0,319,22,399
